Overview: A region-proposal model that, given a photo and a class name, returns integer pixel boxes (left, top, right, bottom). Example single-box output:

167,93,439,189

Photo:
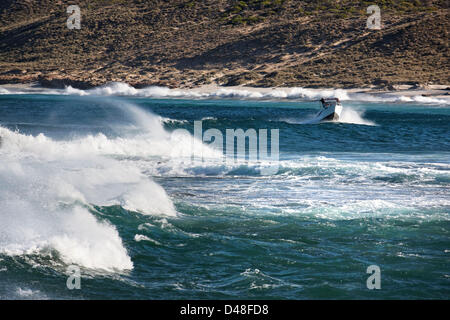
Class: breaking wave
1,82,449,105
0,102,224,271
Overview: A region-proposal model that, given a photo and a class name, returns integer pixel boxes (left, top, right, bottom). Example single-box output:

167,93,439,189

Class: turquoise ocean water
0,85,449,299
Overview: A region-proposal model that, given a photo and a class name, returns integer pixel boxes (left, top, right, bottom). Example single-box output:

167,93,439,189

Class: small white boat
313,98,343,122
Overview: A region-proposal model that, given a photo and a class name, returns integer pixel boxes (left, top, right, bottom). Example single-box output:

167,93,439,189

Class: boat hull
313,104,342,122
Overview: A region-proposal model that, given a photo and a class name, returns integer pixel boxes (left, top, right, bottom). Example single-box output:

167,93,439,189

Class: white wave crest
0,102,231,270
66,83,450,105
1,82,449,105
0,180,134,271
63,83,352,101
395,95,449,104
0,87,10,94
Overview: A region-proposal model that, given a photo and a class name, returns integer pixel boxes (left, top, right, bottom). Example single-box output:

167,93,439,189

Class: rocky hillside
0,0,448,88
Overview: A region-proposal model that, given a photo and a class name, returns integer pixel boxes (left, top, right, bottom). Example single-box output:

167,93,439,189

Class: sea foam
1,82,448,105
63,83,449,105
0,102,226,270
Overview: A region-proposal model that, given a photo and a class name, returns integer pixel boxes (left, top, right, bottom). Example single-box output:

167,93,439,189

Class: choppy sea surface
0,84,449,299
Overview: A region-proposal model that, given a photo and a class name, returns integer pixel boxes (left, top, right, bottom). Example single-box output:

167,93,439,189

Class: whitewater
1,82,449,105
0,87,448,299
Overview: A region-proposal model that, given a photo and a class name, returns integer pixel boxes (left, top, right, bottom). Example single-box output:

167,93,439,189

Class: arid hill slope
0,0,448,88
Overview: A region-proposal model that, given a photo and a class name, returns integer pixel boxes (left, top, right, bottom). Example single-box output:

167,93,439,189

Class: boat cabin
320,98,340,108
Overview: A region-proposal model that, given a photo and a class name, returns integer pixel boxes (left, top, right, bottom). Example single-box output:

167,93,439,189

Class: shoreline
1,82,449,100
191,84,450,100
